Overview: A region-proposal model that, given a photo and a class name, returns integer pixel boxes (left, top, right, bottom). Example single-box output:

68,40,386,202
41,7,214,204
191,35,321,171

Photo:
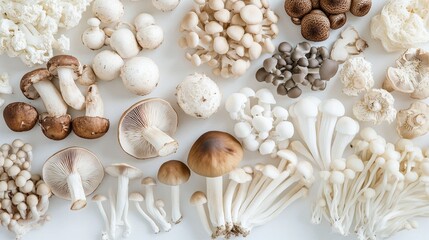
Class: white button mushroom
82,18,106,50
120,57,159,96
92,50,124,81
152,0,180,11
107,28,141,59
92,0,124,24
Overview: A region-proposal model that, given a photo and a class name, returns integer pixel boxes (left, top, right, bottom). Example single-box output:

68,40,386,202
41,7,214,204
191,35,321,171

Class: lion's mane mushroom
157,160,191,224
331,26,368,62
120,57,159,96
42,147,104,210
353,89,397,125
188,131,243,237
340,57,374,96
118,98,179,159
396,101,429,139
176,73,221,119
47,55,85,110
301,12,330,42
3,102,38,132
72,85,109,139
152,0,180,11
383,48,429,99
92,50,124,81
20,68,71,140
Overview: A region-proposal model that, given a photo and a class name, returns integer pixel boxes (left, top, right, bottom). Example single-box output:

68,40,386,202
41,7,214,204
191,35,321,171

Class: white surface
0,1,428,239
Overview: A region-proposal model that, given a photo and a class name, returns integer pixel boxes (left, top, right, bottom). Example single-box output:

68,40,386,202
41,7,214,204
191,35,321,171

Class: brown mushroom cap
20,68,53,100
311,0,320,8
39,114,72,140
47,55,82,76
105,163,143,179
157,160,191,186
284,0,312,18
190,191,207,205
187,131,243,178
301,13,331,42
320,59,340,80
350,0,372,17
320,0,351,14
291,17,301,25
72,116,110,139
329,13,347,29
3,102,39,132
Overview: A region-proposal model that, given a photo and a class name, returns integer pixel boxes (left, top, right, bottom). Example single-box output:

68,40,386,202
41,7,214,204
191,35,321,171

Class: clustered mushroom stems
142,177,172,232
0,140,51,240
179,0,279,78
313,128,429,239
256,42,339,98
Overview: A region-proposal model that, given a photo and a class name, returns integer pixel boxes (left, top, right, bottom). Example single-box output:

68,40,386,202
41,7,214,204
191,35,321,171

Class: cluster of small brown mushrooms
2,0,429,240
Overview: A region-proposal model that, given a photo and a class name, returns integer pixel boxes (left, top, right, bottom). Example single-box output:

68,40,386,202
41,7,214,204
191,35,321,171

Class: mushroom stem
86,85,104,117
206,176,225,236
32,79,68,117
109,190,116,240
132,201,160,233
141,126,178,157
171,185,182,224
95,201,110,239
144,184,171,231
231,180,251,224
67,172,86,210
195,201,213,236
122,200,130,238
57,68,85,110
223,181,238,232
115,175,129,224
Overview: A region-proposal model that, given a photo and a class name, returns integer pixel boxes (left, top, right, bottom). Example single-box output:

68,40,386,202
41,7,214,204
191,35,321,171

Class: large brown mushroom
284,0,312,18
3,102,38,132
320,0,351,14
301,13,330,42
118,98,178,159
350,0,372,17
187,131,243,237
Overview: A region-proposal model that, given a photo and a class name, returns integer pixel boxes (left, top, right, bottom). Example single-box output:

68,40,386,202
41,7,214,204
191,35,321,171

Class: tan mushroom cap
129,192,144,202
39,114,72,140
157,160,191,186
105,163,143,179
284,0,312,18
72,116,110,139
42,147,104,200
396,101,429,139
190,191,207,205
301,13,330,42
320,0,351,14
92,194,107,202
47,55,82,76
329,13,347,30
187,131,243,178
350,0,372,17
118,98,178,159
142,177,156,186
20,68,53,100
3,102,38,132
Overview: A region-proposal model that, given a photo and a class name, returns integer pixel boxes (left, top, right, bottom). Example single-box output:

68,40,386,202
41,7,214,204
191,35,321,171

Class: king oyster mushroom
396,101,429,139
42,147,104,210
118,98,179,159
353,89,397,125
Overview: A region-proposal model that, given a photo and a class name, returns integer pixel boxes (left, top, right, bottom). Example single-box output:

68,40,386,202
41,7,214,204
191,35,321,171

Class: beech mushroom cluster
256,42,339,98
331,26,368,63
313,128,429,239
289,97,360,170
371,0,429,52
396,101,429,139
179,0,279,78
18,58,109,140
284,0,372,41
383,48,429,99
188,132,314,238
225,88,294,156
0,140,51,240
0,73,12,108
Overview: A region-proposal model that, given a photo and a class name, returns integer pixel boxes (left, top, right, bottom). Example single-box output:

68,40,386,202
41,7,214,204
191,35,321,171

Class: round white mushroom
120,57,159,96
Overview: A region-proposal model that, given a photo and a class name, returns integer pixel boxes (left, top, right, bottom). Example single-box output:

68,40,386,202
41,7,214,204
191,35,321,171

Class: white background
1,1,429,239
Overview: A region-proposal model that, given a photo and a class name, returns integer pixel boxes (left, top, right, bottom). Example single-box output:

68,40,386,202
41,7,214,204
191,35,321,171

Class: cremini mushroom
42,147,104,210
187,131,243,237
120,57,159,96
176,73,221,119
157,160,191,224
331,26,368,62
152,0,180,11
92,0,124,24
92,50,124,81
301,12,330,42
20,68,71,140
118,98,178,159
396,101,429,139
340,57,374,96
72,85,110,139
47,55,85,110
82,18,106,50
353,89,397,125
3,102,38,132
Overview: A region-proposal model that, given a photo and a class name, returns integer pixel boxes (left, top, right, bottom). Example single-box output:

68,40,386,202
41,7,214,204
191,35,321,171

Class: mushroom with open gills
157,160,191,224
20,68,71,140
42,147,104,210
3,102,38,132
118,98,179,159
187,131,244,238
105,163,143,237
72,85,109,139
47,55,85,110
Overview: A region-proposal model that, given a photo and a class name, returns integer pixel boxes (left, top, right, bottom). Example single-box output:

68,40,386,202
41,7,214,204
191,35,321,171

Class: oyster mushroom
42,147,104,210
118,98,178,159
396,101,429,139
340,57,374,96
353,89,397,125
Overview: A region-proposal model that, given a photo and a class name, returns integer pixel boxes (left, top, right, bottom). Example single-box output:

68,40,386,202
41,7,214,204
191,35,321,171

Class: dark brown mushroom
350,0,372,16
301,13,331,42
20,68,52,100
39,114,72,140
329,13,347,29
320,0,351,14
311,0,320,8
284,0,313,18
3,102,38,132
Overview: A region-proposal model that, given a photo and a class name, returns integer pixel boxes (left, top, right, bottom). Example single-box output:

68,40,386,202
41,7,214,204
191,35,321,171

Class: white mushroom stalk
129,192,160,234
92,195,110,240
313,128,429,239
142,178,171,232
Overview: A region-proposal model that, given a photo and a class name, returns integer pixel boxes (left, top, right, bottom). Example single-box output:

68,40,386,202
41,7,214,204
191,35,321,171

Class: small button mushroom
152,0,180,11
240,5,263,25
213,36,229,55
92,50,124,81
134,13,156,31
120,57,159,96
108,28,141,59
92,0,124,24
157,160,191,224
72,85,110,139
3,102,38,132
136,24,164,50
82,18,106,50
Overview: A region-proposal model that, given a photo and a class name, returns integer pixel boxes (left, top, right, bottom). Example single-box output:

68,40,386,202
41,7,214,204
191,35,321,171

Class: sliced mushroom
330,26,368,62
396,101,429,139
118,98,178,159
